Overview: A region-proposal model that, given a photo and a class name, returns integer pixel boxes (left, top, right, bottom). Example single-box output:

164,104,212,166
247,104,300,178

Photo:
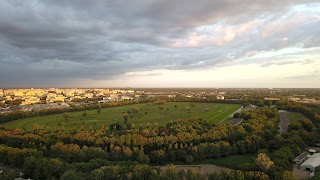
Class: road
279,112,290,133
218,106,243,123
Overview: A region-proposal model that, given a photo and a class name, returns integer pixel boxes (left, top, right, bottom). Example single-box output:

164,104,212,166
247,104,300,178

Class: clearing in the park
3,102,241,131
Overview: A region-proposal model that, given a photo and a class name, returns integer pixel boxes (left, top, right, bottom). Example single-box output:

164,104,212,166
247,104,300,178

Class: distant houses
264,97,280,101
216,95,224,100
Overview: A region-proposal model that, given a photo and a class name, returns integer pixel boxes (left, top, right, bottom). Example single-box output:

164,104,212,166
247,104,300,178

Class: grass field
2,102,241,131
285,112,306,123
209,154,256,169
173,154,256,169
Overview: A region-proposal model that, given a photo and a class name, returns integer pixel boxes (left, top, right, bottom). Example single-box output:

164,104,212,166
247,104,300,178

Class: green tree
123,112,128,124
60,170,85,180
161,164,178,180
311,166,320,180
23,157,64,180
0,171,17,180
299,119,313,132
97,108,101,114
186,155,194,163
132,107,139,113
63,113,70,122
82,112,87,119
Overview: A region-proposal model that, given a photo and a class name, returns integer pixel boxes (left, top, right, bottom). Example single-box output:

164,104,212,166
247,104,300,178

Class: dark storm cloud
0,0,319,87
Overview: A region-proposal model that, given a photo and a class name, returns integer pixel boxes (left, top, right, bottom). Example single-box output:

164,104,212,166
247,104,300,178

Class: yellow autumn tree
255,153,274,171
33,123,39,132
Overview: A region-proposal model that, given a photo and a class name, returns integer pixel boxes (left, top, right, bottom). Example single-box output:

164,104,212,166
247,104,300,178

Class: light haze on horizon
0,0,319,88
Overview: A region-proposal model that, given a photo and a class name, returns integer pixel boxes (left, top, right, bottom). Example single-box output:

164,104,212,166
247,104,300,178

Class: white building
217,95,224,100
84,93,94,98
289,97,301,101
127,90,134,94
121,96,133,101
109,94,119,101
300,153,320,172
21,96,41,105
46,93,65,103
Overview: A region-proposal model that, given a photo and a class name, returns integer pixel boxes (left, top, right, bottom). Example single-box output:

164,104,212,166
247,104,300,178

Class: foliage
0,100,318,180
63,112,70,122
255,153,274,171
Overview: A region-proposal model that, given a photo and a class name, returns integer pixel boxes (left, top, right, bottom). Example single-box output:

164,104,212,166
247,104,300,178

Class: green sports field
2,102,241,131
285,112,306,123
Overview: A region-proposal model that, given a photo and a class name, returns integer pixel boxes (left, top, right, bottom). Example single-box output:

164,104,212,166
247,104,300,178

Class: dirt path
159,164,232,175
292,164,311,180
279,112,290,133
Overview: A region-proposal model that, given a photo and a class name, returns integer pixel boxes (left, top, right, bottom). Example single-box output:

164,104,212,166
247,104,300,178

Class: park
2,102,241,131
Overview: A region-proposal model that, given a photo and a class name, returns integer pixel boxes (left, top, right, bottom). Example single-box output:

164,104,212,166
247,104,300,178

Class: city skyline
0,0,320,88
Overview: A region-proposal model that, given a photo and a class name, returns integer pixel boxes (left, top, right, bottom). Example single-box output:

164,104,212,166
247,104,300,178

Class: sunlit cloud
0,0,319,87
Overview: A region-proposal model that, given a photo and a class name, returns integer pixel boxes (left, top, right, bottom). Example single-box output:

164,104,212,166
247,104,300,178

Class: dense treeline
0,100,319,179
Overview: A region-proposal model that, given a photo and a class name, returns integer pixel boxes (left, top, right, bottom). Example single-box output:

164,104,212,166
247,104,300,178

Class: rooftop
295,151,310,161
229,118,244,125
300,153,320,167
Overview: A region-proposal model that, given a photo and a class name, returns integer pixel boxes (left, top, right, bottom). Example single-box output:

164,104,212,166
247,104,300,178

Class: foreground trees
0,101,319,179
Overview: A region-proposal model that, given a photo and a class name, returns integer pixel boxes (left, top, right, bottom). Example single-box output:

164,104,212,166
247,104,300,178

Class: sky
0,0,320,88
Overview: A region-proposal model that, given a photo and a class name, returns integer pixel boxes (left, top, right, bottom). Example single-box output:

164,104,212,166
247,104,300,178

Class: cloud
0,0,319,87
277,60,298,65
287,71,320,80
302,59,316,64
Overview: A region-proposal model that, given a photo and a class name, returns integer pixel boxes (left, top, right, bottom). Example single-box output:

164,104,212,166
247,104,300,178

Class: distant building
121,96,133,101
300,153,320,172
84,93,94,98
289,97,301,101
216,95,224,100
264,97,280,101
300,98,316,104
229,118,244,126
21,96,41,105
46,93,65,103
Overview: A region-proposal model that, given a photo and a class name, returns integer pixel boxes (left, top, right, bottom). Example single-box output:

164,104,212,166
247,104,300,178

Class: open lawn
285,112,306,123
2,102,241,131
209,154,256,169
173,154,256,169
